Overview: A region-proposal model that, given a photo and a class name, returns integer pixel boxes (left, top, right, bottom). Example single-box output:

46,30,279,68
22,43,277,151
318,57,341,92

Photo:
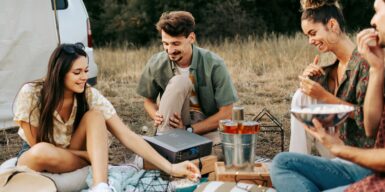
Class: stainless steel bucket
219,132,256,170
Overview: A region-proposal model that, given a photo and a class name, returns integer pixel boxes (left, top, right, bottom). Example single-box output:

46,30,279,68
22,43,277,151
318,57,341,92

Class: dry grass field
0,33,337,164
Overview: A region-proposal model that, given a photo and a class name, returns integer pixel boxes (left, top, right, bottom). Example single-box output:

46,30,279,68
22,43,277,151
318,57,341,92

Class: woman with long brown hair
14,43,199,192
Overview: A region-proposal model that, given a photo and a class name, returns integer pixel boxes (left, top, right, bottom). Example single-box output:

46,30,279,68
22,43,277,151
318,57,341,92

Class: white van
0,0,98,129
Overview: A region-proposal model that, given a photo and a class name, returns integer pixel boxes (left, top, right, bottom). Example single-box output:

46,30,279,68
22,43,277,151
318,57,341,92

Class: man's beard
169,53,182,62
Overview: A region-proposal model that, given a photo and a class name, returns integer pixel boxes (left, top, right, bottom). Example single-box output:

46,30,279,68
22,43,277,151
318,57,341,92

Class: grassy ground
0,33,337,164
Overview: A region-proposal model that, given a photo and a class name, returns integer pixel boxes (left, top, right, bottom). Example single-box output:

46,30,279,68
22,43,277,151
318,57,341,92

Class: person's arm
363,68,384,137
137,56,164,127
191,104,232,134
357,28,385,137
299,76,356,119
144,98,158,120
106,115,199,178
18,121,38,146
13,83,40,146
332,145,385,172
315,90,351,105
143,98,165,127
107,115,170,172
299,75,345,104
305,119,385,172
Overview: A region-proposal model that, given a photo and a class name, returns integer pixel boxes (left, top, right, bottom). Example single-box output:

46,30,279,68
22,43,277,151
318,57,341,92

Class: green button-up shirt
137,45,238,117
311,48,374,148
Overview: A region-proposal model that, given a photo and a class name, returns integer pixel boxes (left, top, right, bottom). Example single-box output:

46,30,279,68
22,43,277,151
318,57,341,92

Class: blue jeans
270,152,372,192
15,142,30,165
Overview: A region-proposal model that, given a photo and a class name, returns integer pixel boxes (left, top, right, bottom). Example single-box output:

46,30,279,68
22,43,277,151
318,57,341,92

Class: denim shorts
16,142,31,159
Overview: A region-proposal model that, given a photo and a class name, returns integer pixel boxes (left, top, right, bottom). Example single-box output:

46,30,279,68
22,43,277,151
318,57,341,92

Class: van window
51,0,68,10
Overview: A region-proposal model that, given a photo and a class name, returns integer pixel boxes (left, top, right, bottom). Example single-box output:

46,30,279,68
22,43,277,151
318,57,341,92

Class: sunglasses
53,42,87,65
61,42,85,54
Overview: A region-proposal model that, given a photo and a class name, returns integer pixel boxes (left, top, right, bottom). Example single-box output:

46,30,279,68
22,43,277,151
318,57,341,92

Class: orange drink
219,119,232,132
223,121,238,134
239,121,260,134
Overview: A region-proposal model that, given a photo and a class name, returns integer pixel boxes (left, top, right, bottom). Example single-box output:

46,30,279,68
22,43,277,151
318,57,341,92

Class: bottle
232,106,244,121
232,106,244,134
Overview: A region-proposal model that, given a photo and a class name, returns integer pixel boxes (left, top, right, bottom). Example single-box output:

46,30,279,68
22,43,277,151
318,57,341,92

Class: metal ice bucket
219,132,256,170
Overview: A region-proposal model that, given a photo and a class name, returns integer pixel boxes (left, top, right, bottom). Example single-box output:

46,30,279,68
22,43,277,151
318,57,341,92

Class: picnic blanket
83,165,172,192
1,157,172,192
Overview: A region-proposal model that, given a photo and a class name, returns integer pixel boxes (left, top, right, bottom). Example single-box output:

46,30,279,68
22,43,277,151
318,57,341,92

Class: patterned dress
311,48,375,148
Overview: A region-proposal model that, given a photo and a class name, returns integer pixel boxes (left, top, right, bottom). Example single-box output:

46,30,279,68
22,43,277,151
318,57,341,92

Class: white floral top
13,82,116,148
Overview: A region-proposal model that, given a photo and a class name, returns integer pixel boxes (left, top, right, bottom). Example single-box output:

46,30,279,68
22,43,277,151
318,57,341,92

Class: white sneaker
89,182,115,192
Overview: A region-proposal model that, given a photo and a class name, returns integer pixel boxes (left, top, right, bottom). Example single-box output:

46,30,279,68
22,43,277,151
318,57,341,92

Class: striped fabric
194,181,274,192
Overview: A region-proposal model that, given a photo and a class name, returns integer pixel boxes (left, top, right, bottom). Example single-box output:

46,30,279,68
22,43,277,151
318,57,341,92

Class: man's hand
169,113,184,128
304,119,345,154
154,111,164,127
357,28,385,70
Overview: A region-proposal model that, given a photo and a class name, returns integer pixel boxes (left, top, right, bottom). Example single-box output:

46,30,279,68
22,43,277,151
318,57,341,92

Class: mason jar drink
219,119,232,132
238,121,259,134
223,121,238,134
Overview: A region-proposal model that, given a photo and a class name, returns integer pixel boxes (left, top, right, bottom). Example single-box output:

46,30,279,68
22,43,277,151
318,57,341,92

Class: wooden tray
214,162,272,187
144,155,218,175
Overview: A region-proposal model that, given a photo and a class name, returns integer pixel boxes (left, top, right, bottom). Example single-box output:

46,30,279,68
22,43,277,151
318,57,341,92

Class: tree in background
94,0,156,45
83,0,374,47
198,0,266,41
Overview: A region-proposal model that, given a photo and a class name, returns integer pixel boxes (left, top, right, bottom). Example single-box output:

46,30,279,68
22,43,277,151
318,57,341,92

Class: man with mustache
137,11,238,144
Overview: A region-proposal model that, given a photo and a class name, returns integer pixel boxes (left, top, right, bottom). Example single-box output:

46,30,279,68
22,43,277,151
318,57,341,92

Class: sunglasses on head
53,43,86,65
61,42,85,54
